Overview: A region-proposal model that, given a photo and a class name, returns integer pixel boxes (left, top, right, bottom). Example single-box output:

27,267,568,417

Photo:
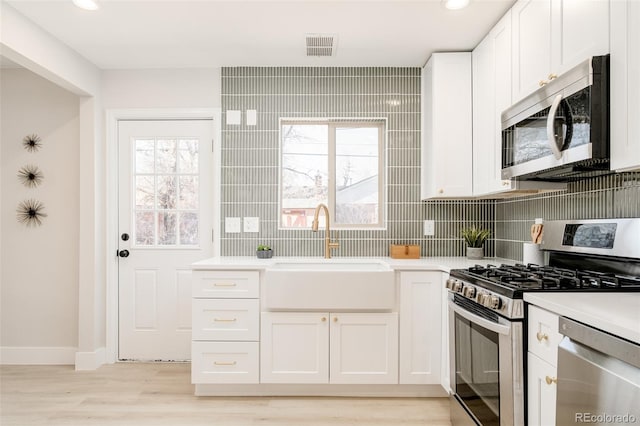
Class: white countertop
524,292,640,344
192,256,515,273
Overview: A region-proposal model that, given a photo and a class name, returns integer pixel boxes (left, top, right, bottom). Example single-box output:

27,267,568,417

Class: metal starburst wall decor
17,164,44,188
22,134,42,152
16,199,48,227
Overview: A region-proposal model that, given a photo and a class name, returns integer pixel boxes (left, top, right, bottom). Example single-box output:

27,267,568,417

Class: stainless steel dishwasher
556,317,640,425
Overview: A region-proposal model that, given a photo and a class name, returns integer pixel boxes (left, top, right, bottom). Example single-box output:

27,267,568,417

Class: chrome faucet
311,203,339,259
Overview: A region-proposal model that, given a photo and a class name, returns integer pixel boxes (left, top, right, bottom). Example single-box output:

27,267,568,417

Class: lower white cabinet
261,312,398,384
527,351,557,426
191,341,259,384
527,305,561,426
398,271,442,384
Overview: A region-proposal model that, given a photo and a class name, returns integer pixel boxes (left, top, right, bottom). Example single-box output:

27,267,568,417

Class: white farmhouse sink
263,260,395,311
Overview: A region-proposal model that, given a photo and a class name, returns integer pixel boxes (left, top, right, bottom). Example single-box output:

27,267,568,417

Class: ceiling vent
306,34,338,57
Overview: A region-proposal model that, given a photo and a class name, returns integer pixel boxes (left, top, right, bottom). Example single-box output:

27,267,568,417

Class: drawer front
191,341,259,384
192,299,259,341
193,270,259,299
528,305,563,366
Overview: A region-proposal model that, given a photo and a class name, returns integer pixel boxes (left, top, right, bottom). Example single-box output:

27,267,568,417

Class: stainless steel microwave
501,55,610,181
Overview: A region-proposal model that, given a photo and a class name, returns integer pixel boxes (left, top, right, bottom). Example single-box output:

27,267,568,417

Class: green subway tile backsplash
220,67,638,259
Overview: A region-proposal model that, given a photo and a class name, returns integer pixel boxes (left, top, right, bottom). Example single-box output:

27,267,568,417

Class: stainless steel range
446,218,640,426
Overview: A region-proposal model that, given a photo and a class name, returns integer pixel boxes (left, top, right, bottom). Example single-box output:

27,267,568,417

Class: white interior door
118,119,213,361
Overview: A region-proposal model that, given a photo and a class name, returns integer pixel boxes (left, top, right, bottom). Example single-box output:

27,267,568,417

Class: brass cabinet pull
214,361,237,366
214,318,237,322
536,331,549,342
321,317,327,322
548,73,558,80
213,282,237,287
333,317,338,322
539,80,548,87
545,376,557,385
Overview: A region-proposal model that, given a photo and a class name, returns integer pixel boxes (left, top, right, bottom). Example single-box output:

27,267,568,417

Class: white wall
0,68,80,364
102,69,221,109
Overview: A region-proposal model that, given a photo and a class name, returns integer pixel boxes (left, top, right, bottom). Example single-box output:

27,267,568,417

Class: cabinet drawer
192,270,259,299
191,342,258,384
192,299,259,341
527,352,557,426
528,305,563,366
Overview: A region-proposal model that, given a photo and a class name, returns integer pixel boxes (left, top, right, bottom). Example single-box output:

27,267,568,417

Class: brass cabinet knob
545,376,557,385
548,73,558,80
321,317,327,322
536,331,549,342
539,80,548,87
333,317,338,322
438,189,444,194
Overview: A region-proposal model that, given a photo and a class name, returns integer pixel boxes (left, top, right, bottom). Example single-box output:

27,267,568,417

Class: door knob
118,249,130,258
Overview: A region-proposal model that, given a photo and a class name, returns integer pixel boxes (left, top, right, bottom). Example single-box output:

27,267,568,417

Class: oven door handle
449,300,512,336
546,94,564,160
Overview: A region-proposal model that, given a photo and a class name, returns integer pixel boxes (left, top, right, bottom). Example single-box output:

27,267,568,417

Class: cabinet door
421,53,473,199
329,313,398,384
260,312,329,384
472,34,495,197
512,0,553,102
611,0,640,172
527,352,557,426
551,0,609,75
399,271,441,384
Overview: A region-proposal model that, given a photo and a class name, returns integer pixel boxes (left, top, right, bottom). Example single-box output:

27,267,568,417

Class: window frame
278,118,387,230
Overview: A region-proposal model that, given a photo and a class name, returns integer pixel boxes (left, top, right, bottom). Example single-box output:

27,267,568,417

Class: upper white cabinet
512,0,609,103
473,12,516,196
610,0,640,172
421,52,473,199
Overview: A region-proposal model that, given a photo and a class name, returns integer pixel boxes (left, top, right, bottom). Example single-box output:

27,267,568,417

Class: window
279,119,385,229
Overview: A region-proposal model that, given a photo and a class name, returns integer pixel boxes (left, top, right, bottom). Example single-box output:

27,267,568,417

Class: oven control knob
462,286,476,298
487,295,503,310
452,281,464,293
477,292,488,305
446,278,456,290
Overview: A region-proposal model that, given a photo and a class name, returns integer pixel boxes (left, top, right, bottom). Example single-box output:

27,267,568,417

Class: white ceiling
5,0,514,69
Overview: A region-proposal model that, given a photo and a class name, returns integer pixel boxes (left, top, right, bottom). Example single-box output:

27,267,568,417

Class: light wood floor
1,363,452,426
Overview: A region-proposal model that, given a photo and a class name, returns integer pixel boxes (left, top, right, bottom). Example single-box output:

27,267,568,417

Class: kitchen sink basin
263,260,395,310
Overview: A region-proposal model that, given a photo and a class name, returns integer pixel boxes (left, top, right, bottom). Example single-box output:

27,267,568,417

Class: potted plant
461,226,491,259
256,244,273,259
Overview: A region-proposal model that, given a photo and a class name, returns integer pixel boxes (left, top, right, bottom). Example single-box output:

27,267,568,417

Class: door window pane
133,137,200,247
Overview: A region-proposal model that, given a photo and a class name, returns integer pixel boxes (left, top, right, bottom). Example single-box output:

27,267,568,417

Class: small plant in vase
256,244,273,259
461,226,491,260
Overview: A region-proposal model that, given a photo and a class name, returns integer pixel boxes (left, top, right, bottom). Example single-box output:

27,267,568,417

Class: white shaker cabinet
611,0,640,172
527,305,563,426
473,12,518,196
398,271,442,385
511,0,609,103
421,52,473,199
191,270,260,385
261,312,398,385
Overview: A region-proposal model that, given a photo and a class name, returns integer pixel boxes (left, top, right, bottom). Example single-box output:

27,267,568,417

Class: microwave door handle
546,94,564,160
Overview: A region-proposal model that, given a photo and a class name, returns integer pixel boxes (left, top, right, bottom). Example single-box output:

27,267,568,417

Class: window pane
156,139,177,173
135,139,155,174
281,124,328,228
135,176,155,209
180,212,199,245
157,175,177,209
335,126,379,225
178,176,199,209
158,212,177,245
135,211,155,245
178,139,199,173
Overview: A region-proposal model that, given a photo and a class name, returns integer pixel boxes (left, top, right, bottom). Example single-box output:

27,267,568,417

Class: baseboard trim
74,347,107,370
0,346,76,365
194,383,448,397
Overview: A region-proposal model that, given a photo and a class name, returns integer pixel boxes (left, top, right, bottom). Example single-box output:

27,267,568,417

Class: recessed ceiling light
72,0,99,11
442,0,470,10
